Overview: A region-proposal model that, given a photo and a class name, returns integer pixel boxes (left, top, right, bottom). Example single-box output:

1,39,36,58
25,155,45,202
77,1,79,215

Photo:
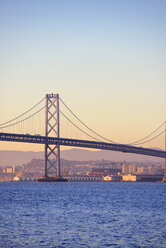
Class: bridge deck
0,132,166,158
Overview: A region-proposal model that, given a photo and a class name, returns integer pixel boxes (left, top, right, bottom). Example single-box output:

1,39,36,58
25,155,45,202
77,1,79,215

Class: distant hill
0,148,163,167
61,149,163,163
0,151,43,167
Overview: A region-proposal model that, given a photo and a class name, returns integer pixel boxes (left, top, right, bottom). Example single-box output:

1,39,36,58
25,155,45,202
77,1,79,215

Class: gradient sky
0,0,166,151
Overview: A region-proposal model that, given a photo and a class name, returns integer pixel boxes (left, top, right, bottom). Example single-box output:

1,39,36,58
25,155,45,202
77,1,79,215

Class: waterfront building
65,176,103,182
89,168,122,177
122,174,136,182
122,174,163,182
104,175,122,181
13,176,37,182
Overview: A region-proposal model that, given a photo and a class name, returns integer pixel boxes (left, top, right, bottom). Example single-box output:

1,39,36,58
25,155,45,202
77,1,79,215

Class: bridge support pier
164,121,166,181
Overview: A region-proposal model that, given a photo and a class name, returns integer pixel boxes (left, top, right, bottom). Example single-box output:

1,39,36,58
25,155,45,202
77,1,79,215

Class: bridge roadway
0,132,166,158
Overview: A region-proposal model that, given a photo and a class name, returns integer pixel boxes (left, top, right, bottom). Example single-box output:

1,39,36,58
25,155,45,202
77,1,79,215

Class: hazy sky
0,0,166,151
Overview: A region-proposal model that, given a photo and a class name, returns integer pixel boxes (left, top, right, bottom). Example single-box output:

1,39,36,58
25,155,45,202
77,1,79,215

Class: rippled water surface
0,182,166,248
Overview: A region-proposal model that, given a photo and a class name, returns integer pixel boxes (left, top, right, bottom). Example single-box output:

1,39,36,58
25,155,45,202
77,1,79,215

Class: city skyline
0,0,166,151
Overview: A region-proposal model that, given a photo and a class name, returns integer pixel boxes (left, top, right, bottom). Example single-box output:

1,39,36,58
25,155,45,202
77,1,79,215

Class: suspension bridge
0,93,166,181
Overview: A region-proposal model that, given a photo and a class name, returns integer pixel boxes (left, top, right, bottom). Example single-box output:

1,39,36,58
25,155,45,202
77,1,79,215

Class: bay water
0,182,166,248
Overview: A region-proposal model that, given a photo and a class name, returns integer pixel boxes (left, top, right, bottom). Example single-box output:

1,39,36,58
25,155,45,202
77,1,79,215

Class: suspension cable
60,97,165,146
132,130,165,146
0,97,45,126
60,110,101,142
61,109,165,146
1,95,165,147
129,121,166,145
0,105,46,129
60,98,119,143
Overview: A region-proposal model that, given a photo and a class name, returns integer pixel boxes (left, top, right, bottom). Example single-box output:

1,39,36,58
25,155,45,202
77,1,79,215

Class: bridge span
1,94,166,179
0,132,165,159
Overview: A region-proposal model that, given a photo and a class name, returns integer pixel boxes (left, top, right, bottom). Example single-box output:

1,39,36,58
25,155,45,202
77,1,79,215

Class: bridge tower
164,121,166,180
44,93,60,178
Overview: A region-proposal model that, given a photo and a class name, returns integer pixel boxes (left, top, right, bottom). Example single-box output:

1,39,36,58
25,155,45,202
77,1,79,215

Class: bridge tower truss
44,93,60,178
164,121,166,181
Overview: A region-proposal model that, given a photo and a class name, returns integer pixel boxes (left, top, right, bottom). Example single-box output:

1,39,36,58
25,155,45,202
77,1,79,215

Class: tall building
137,167,144,175
6,167,13,173
129,164,137,174
122,163,129,175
